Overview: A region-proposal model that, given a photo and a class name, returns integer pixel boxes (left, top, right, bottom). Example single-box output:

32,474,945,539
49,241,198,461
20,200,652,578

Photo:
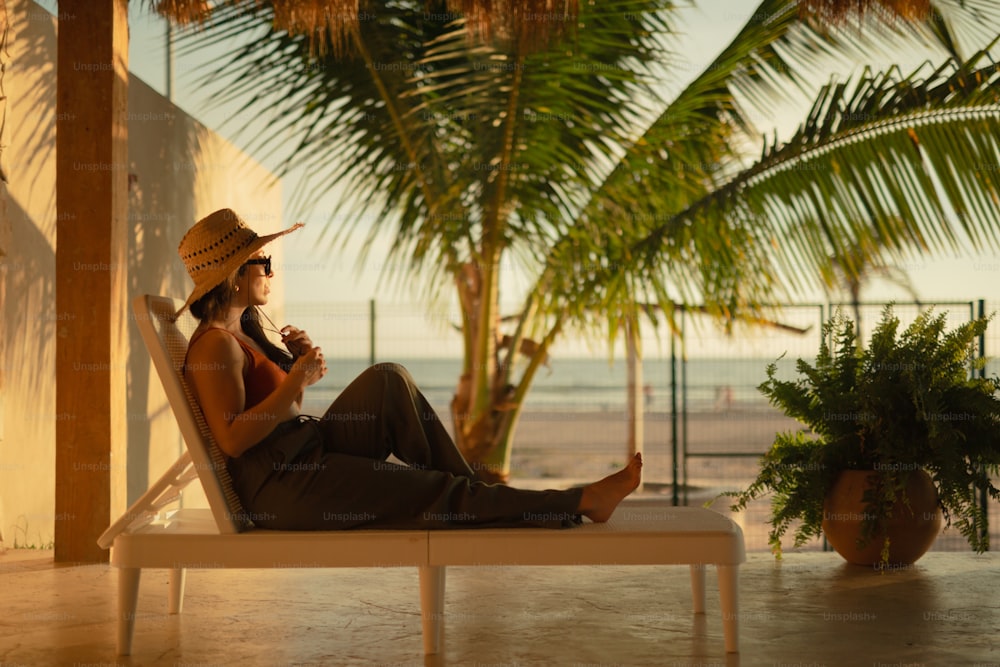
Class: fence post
681,308,689,506
979,298,989,549
670,327,679,507
369,299,376,366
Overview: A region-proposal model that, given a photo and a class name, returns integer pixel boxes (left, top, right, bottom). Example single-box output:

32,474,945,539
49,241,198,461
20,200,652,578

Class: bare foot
577,453,643,523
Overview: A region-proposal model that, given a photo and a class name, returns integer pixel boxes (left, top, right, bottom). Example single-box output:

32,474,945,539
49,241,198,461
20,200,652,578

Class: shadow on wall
126,77,207,505
0,1,61,548
5,3,56,400
10,1,55,219
4,194,55,433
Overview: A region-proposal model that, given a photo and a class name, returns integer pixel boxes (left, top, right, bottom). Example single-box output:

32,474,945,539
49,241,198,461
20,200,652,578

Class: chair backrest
132,294,253,533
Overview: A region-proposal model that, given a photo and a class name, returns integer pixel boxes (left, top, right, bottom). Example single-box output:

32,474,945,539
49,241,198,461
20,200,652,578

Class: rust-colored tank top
188,328,286,410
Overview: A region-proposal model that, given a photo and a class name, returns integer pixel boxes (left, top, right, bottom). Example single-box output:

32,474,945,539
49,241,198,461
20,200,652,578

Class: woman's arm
186,330,325,458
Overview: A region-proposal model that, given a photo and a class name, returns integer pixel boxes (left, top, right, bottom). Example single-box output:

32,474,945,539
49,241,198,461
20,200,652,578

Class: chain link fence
285,299,1000,555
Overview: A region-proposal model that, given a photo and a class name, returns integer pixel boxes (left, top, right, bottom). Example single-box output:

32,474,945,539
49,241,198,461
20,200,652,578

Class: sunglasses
243,256,272,276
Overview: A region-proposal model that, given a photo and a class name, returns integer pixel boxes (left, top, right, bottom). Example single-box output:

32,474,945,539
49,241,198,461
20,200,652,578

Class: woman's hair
240,307,293,372
189,265,293,371
189,270,240,323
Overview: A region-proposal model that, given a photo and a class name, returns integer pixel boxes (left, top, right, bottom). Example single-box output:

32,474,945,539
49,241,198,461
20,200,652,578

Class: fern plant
727,305,1000,558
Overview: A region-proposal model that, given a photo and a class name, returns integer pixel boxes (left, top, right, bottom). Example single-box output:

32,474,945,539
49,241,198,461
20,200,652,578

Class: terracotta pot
822,469,943,566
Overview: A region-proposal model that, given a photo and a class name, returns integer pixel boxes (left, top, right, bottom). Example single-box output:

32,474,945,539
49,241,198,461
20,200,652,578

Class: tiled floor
1,543,998,666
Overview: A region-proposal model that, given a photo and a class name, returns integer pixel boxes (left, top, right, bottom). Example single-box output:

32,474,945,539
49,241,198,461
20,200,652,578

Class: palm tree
164,0,1000,482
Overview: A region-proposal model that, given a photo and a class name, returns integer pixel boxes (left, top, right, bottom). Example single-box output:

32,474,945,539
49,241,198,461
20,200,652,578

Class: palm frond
637,52,1000,309
561,0,959,328
921,0,1000,61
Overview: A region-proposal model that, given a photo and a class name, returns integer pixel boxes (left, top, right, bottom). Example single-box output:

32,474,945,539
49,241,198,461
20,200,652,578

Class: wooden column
55,0,129,563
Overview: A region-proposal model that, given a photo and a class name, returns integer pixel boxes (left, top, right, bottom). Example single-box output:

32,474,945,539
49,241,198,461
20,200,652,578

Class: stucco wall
0,0,283,548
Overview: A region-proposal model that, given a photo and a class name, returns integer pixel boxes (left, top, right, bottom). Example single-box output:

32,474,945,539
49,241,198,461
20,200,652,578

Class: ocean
302,355,797,416
284,301,817,415
285,301,1000,417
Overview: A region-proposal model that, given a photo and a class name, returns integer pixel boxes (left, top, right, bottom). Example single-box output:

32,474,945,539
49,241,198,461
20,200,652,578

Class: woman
178,208,642,530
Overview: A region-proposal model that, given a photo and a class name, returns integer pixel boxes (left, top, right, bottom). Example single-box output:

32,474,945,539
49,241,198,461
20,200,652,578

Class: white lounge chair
98,294,746,657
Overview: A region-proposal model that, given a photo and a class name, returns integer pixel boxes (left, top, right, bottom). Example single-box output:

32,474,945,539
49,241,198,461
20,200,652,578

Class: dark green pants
227,363,583,530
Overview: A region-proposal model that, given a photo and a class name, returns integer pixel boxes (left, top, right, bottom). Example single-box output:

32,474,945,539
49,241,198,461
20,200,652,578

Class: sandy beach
499,407,798,485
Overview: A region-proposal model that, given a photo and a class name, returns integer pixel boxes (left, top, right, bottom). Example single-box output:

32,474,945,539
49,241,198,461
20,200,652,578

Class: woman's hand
289,345,327,388
280,325,314,358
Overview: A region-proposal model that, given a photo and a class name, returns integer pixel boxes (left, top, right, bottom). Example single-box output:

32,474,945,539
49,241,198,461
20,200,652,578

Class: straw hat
176,208,303,316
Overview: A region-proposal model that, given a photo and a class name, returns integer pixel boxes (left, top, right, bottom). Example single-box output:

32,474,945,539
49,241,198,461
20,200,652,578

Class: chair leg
168,568,186,614
689,564,707,614
717,564,740,653
117,567,141,656
419,565,446,655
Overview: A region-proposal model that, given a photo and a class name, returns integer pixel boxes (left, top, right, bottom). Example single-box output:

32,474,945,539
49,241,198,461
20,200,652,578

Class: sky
34,0,1000,354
